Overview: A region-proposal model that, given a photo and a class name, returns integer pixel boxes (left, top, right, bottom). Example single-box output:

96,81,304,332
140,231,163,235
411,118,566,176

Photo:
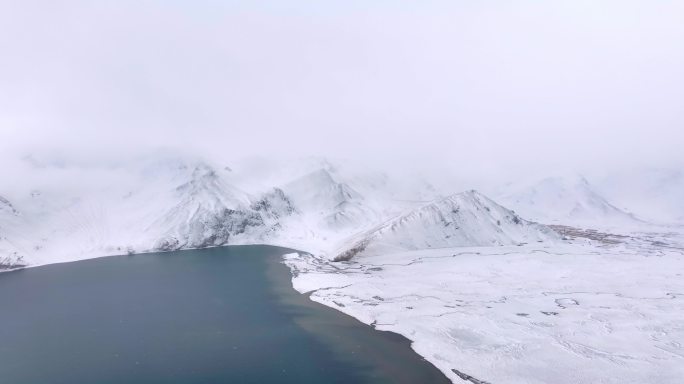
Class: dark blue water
0,245,449,384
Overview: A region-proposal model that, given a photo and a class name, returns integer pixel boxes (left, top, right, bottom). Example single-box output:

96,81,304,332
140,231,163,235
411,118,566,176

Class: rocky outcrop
251,188,297,221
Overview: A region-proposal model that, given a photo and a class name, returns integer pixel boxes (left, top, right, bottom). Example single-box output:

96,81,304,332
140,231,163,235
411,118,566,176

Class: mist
1,0,683,180
3,4,684,383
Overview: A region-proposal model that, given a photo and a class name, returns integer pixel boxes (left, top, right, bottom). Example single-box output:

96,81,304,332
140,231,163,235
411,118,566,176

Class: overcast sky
1,0,683,177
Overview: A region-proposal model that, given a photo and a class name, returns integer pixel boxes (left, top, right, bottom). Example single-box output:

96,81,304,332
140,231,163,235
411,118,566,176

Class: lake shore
0,245,450,383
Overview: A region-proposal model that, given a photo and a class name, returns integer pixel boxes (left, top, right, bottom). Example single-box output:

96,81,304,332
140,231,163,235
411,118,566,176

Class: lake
0,245,450,383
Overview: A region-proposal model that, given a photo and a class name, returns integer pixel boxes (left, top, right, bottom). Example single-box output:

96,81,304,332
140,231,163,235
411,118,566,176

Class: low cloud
1,0,682,180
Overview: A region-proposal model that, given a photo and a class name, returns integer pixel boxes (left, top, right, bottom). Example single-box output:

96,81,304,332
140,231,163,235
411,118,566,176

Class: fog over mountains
1,2,683,383
1,1,681,271
0,152,679,270
495,175,645,229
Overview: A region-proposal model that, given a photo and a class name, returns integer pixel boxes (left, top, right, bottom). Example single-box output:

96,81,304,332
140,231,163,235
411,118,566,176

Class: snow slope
598,167,684,225
334,190,558,261
250,187,298,223
2,157,677,270
142,162,275,251
0,156,427,268
0,195,26,268
286,240,684,384
0,158,362,267
281,168,381,231
497,175,644,229
0,158,300,267
0,237,24,268
0,195,19,216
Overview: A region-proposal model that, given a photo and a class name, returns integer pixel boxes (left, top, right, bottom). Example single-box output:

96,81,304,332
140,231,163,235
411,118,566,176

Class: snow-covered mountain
333,190,558,261
6,154,679,270
0,195,26,268
281,168,380,230
0,238,25,269
597,167,684,225
2,155,426,268
497,175,644,229
0,158,303,267
250,188,298,222
141,163,273,251
0,156,560,269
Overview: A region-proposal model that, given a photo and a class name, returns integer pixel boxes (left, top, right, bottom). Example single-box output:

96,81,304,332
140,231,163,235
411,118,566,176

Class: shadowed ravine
0,245,450,384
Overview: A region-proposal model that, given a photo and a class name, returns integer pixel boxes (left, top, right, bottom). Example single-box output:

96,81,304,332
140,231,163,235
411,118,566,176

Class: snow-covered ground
285,234,684,384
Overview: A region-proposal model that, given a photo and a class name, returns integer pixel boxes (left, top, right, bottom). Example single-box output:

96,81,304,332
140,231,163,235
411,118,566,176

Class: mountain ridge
497,175,644,229
334,190,558,261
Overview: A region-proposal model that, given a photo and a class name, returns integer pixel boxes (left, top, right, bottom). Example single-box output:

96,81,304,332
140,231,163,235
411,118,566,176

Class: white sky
1,0,683,177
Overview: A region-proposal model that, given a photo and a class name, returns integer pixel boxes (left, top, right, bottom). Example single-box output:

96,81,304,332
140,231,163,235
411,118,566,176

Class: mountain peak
498,174,643,228
304,168,336,183
283,168,362,210
334,191,557,261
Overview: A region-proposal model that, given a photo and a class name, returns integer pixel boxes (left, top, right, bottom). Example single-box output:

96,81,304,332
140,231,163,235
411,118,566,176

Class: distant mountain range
0,155,678,269
495,175,646,229
597,168,684,225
